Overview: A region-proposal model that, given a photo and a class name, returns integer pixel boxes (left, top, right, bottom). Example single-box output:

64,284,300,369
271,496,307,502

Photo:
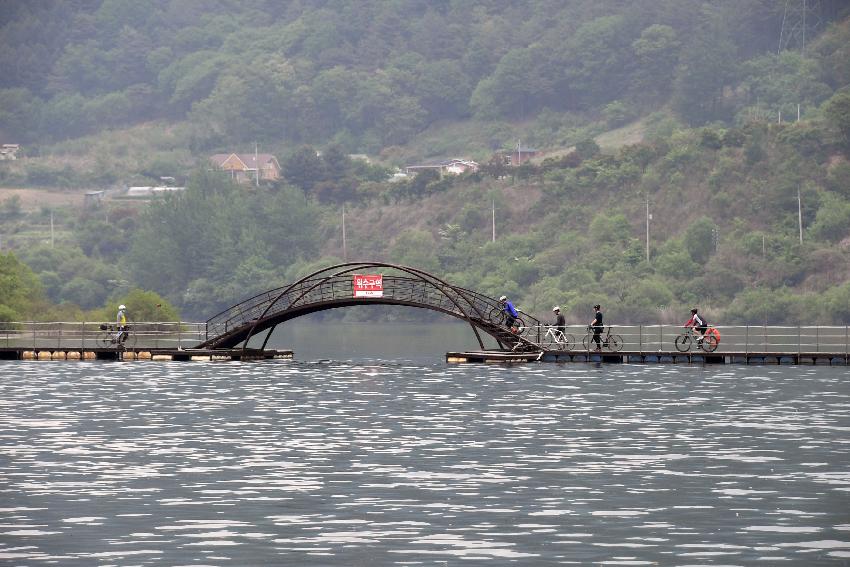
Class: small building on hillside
84,190,106,208
405,158,480,176
501,145,540,166
125,186,185,198
348,154,371,164
209,153,281,184
0,144,20,160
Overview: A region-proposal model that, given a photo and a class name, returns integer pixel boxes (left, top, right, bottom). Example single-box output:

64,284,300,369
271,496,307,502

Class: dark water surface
1,323,849,566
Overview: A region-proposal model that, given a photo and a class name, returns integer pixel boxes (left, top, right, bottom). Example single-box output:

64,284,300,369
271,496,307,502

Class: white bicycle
540,326,575,350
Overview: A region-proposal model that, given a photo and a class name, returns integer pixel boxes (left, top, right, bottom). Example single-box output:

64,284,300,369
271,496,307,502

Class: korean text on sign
353,274,383,298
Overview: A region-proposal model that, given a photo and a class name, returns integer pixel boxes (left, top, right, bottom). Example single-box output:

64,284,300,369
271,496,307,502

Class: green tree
823,91,850,152
0,253,44,320
0,195,23,219
809,193,850,242
821,282,850,324
470,46,549,118
684,217,716,264
284,146,325,192
0,88,43,141
575,138,600,160
389,229,440,273
672,19,737,124
551,15,634,109
114,288,180,321
631,24,680,103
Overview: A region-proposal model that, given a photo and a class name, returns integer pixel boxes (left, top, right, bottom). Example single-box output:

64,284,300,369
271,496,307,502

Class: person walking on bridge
552,306,566,334
589,304,603,350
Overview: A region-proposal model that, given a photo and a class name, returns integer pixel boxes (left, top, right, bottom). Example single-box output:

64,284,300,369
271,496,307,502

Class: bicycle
540,326,575,350
97,323,136,348
674,327,718,353
582,326,623,352
488,306,526,333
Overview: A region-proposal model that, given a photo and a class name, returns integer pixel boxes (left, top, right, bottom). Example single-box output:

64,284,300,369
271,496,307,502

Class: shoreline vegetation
1,2,849,326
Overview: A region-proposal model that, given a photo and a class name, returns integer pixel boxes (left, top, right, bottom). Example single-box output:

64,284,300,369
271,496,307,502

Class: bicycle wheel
488,307,506,326
582,334,600,351
97,334,112,348
701,334,718,353
674,334,692,352
607,334,624,352
562,334,575,350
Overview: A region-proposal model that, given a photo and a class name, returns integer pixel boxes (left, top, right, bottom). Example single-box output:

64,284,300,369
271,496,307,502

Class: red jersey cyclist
684,308,708,345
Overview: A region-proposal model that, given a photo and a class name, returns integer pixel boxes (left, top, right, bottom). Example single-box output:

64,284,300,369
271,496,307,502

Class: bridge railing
0,321,206,350
527,324,850,354
204,275,544,344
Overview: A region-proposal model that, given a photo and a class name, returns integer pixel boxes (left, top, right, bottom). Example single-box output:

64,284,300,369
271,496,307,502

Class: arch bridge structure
197,262,543,352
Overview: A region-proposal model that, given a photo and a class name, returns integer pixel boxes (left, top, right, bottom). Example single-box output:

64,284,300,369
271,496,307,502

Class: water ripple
0,361,848,565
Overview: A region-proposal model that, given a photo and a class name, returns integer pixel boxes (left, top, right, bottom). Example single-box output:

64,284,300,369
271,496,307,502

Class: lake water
1,322,849,566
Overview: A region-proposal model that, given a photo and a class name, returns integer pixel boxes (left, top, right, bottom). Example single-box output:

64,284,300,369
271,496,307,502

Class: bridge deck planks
446,350,849,365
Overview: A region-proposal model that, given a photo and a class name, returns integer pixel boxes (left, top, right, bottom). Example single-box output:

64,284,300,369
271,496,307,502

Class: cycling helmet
691,308,698,314
552,306,560,312
593,304,600,310
499,295,507,301
119,304,126,310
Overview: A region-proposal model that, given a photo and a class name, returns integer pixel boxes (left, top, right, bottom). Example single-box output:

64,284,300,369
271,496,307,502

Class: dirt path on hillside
0,187,85,211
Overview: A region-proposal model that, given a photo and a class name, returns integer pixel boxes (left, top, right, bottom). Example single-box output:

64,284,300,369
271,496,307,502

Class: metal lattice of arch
197,262,543,352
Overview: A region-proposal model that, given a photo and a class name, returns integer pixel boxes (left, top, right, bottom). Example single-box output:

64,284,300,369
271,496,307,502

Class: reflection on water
267,320,485,363
1,324,849,565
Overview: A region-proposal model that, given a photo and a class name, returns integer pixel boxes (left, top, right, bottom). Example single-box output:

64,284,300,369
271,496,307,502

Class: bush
721,128,746,147
112,289,180,321
726,287,806,324
825,161,850,198
808,193,850,242
602,100,633,128
0,304,20,325
684,217,716,264
24,163,77,187
821,283,850,324
700,128,723,149
574,138,600,160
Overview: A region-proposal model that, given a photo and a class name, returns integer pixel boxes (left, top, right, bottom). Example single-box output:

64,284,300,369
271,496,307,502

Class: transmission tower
778,0,824,55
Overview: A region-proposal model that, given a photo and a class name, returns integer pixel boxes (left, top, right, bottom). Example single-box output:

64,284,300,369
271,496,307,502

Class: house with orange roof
209,153,281,184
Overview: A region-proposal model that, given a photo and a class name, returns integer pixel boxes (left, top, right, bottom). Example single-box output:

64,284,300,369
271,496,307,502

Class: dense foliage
1,1,849,326
1,0,847,152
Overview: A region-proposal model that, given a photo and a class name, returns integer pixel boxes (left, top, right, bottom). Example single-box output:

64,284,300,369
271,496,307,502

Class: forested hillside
1,0,850,325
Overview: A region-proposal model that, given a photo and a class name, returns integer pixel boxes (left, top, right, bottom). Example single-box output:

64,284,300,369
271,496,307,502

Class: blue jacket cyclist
499,295,518,329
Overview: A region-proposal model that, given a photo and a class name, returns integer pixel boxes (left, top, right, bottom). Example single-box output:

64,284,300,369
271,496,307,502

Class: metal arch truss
196,261,544,352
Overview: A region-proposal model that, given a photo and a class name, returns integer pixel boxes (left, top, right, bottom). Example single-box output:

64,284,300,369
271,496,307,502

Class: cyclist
589,304,603,350
115,304,128,345
684,308,708,345
499,295,519,332
552,306,566,334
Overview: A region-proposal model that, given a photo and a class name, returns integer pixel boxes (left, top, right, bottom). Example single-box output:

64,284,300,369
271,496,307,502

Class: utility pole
802,0,806,55
491,199,496,243
797,187,804,243
255,142,260,187
50,210,54,248
342,205,347,261
645,195,651,262
779,0,822,54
